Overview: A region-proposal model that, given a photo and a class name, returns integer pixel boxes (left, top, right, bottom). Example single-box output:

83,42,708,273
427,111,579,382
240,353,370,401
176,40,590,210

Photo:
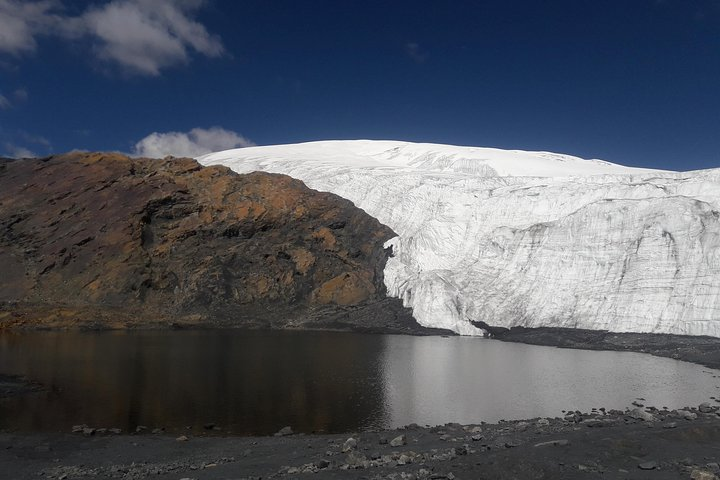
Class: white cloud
4,143,36,158
83,0,224,76
0,0,62,55
0,93,10,109
0,0,223,75
133,127,254,158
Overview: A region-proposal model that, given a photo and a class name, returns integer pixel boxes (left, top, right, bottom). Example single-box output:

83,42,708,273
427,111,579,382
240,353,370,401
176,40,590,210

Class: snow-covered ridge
201,140,661,178
198,140,720,337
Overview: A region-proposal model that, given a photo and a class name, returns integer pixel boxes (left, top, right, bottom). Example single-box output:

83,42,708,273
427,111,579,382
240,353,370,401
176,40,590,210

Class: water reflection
0,330,717,435
0,330,389,435
382,335,719,426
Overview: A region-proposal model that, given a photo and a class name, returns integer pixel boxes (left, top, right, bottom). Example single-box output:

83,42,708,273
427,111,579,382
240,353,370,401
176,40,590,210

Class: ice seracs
198,140,720,337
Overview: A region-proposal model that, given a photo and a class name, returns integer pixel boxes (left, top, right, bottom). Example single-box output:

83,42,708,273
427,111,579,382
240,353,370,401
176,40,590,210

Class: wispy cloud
0,0,224,76
13,87,27,101
133,127,254,158
0,0,64,55
4,143,36,158
1,130,51,158
18,131,50,149
0,87,28,109
405,42,427,64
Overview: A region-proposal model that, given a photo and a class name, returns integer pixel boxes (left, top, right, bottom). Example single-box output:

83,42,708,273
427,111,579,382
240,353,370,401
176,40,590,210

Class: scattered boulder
534,439,569,448
314,459,330,470
691,470,719,480
676,410,698,421
274,426,293,437
699,403,716,413
71,425,87,434
638,460,658,470
389,434,406,447
397,453,413,465
342,437,358,452
345,451,368,468
628,408,655,422
581,419,604,427
454,445,469,455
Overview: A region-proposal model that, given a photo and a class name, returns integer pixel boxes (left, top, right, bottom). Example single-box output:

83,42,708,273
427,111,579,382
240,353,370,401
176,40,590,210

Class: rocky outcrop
0,153,437,333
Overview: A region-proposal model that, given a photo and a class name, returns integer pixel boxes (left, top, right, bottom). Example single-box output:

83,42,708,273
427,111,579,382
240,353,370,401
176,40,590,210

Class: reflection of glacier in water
0,330,717,434
381,335,719,428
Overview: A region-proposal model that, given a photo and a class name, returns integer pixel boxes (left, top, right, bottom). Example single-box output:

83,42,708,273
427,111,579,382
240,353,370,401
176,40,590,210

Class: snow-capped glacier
198,140,720,337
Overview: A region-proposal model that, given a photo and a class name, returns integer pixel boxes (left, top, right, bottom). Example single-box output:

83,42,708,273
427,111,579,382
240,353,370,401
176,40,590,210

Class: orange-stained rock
290,248,315,275
312,272,376,306
0,153,442,334
312,227,337,250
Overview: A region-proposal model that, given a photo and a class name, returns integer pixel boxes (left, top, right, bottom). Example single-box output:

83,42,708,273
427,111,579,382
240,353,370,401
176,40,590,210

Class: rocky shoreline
2,402,720,479
489,326,720,371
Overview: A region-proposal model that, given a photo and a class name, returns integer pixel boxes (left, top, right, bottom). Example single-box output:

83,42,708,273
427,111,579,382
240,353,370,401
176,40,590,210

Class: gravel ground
2,403,720,480
491,327,720,370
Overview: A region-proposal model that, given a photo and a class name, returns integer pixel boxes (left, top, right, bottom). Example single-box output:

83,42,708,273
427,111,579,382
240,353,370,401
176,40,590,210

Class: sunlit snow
199,140,720,337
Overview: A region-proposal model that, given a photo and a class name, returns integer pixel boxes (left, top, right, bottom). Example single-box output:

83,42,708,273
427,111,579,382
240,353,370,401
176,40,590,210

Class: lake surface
0,330,718,435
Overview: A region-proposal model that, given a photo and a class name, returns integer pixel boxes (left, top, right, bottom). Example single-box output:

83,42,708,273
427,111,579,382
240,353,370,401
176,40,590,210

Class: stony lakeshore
2,402,720,480
489,327,720,371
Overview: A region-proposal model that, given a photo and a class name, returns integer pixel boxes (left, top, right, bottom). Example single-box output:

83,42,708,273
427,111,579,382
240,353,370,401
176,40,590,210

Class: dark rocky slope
0,152,439,333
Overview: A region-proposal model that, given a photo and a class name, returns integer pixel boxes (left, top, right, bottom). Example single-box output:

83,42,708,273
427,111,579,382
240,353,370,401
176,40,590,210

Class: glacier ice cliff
198,140,720,337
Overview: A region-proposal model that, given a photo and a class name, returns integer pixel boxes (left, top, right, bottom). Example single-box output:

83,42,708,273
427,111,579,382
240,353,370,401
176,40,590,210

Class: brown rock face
0,153,437,333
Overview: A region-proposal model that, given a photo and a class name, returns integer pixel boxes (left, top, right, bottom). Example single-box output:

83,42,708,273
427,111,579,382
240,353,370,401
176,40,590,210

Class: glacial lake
0,330,718,435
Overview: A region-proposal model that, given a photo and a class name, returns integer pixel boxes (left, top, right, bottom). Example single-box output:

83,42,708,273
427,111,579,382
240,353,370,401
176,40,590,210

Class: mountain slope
199,140,720,336
0,152,433,333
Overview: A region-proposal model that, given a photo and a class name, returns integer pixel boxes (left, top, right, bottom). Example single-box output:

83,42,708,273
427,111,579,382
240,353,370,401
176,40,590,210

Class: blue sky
0,0,719,171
